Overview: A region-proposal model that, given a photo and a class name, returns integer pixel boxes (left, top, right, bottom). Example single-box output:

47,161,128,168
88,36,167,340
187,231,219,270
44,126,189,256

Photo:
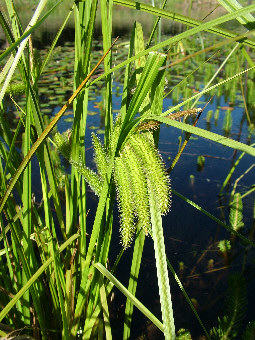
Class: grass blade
94,263,164,333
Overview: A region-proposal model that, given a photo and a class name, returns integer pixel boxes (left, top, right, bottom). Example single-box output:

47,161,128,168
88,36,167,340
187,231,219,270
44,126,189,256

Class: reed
0,0,255,339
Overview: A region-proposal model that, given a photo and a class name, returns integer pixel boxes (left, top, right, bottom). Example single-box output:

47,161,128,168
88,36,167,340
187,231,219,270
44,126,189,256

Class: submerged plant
229,193,244,232
210,273,247,339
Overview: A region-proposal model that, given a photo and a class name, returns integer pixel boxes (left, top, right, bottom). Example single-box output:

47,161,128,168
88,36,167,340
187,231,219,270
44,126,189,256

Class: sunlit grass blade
146,113,255,157
0,0,64,62
113,0,255,48
94,263,164,333
36,3,74,82
123,230,145,340
217,0,255,27
101,0,113,145
99,274,112,340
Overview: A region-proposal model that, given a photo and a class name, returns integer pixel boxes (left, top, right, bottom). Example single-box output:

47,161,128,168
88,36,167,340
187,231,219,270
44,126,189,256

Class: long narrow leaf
94,263,164,333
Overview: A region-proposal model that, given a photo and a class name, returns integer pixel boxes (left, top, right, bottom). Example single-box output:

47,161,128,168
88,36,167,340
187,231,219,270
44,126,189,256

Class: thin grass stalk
101,0,113,145
2,108,25,181
0,0,48,103
99,275,112,340
119,25,135,120
0,213,23,323
113,0,255,47
72,0,97,277
100,0,114,277
21,90,32,326
237,56,251,125
146,0,168,49
94,263,165,332
123,230,145,340
4,0,21,41
88,4,255,94
166,258,209,338
219,151,246,195
53,255,70,339
192,42,241,108
36,3,74,82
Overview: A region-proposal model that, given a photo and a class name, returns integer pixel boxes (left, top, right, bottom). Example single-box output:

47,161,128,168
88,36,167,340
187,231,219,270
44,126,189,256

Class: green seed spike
137,108,201,132
91,132,108,178
113,131,171,248
121,145,151,236
109,113,122,157
114,156,136,248
128,132,171,215
70,160,103,196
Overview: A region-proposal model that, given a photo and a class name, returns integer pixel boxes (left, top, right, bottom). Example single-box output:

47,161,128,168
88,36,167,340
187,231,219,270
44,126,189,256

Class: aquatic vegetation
1,0,255,339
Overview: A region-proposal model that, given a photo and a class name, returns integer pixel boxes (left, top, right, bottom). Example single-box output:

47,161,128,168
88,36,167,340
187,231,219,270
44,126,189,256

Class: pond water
3,37,255,338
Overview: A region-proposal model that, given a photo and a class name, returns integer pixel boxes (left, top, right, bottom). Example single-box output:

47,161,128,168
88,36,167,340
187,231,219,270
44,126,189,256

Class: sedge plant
1,0,255,339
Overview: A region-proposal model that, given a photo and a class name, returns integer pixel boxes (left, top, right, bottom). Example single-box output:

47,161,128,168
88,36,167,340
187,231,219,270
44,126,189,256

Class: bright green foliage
229,193,244,231
91,132,109,178
57,125,171,249
218,239,231,253
71,160,103,196
115,131,171,248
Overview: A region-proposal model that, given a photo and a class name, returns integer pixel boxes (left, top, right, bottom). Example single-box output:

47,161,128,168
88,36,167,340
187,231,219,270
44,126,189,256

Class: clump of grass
1,1,255,339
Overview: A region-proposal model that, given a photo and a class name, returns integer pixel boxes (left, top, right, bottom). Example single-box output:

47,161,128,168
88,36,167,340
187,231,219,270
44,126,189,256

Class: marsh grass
1,0,255,339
